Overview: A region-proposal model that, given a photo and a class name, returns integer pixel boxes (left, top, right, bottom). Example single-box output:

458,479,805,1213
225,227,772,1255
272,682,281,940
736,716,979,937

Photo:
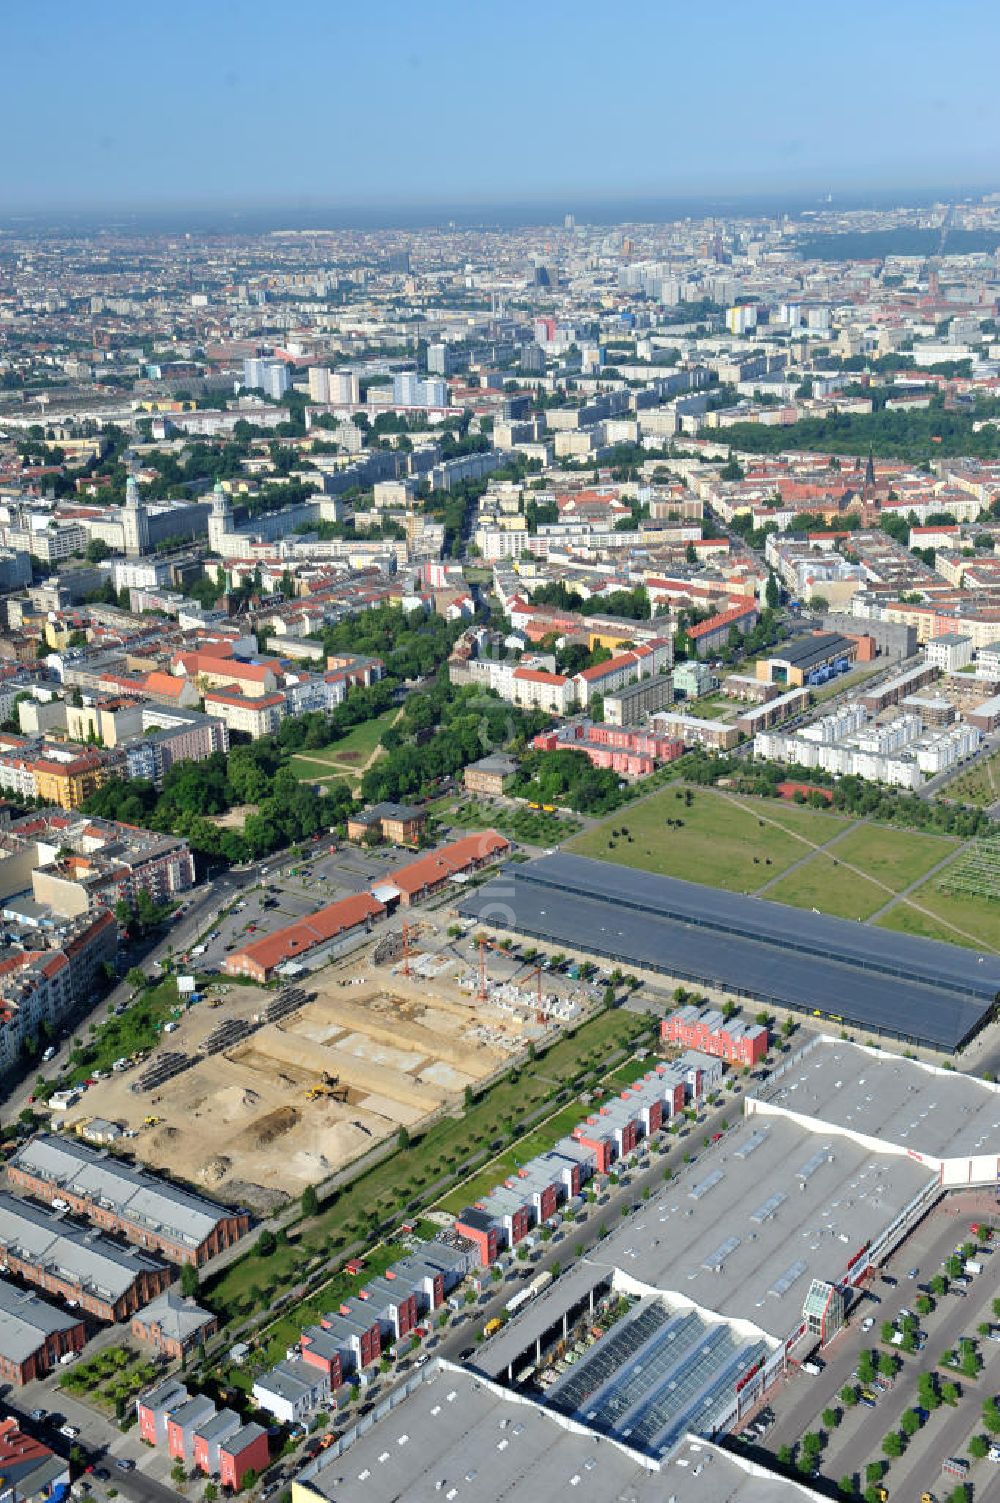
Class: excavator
305,1074,349,1103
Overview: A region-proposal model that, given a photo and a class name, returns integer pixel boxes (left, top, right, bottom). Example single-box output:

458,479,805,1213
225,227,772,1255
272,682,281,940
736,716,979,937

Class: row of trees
682,750,993,840
528,579,652,621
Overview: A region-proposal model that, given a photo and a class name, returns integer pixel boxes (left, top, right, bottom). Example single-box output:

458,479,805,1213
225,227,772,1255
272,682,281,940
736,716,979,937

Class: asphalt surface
760,1196,1000,1498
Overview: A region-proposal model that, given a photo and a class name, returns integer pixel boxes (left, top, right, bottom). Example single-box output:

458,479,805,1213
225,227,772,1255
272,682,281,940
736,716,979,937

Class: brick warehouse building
661,1004,768,1067
0,1278,86,1385
9,1135,250,1266
223,891,386,983
0,1192,171,1321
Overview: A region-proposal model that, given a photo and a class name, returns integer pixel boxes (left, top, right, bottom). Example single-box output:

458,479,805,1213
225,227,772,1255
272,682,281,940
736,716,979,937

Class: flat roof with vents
459,853,1000,1051
477,1112,933,1355
755,1038,1000,1163
295,1364,806,1503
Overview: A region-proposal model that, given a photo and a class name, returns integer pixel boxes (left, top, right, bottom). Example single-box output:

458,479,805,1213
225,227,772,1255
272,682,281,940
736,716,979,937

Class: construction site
60,934,536,1214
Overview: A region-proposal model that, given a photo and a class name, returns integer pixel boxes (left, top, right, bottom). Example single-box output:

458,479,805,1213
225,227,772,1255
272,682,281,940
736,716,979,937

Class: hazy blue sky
5,0,999,211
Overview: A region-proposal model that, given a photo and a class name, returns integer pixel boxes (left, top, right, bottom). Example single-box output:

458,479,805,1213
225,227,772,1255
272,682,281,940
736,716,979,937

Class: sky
4,0,1000,216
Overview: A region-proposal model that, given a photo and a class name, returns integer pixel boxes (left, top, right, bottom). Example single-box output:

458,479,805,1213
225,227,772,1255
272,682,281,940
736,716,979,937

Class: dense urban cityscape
3,8,1000,1503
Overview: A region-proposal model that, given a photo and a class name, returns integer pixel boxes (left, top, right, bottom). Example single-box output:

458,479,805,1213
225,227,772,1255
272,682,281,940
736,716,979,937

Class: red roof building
384,832,510,908
223,893,386,982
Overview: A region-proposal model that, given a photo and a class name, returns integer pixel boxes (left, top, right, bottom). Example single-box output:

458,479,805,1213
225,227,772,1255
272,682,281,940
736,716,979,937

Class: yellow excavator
305,1075,348,1102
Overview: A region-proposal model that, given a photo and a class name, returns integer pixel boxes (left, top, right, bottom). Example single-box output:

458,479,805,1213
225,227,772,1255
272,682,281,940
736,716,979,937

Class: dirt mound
223,1180,290,1216
250,1105,299,1147
198,1155,232,1185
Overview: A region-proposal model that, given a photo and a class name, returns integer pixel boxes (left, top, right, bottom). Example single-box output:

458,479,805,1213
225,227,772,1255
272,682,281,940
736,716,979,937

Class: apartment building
661,1004,768,1067
510,666,575,715
0,910,117,1078
532,722,684,779
138,1382,269,1489
30,744,122,810
572,639,673,708
603,673,676,726
686,600,760,659
202,687,286,738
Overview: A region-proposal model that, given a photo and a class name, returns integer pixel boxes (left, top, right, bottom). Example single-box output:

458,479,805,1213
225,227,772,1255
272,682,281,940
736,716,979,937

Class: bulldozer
143,1115,161,1128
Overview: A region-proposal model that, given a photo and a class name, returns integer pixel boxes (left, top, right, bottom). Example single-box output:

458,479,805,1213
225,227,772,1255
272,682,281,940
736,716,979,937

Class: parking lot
755,1195,1000,1497
191,840,402,971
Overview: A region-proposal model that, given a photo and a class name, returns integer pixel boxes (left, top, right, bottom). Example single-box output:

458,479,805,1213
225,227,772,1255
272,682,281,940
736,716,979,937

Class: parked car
59,1425,80,1440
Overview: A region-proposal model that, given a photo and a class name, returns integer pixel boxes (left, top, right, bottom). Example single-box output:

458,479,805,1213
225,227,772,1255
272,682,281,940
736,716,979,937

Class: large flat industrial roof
771,634,852,670
478,1115,933,1361
296,1365,812,1503
458,853,1000,1051
757,1039,1000,1161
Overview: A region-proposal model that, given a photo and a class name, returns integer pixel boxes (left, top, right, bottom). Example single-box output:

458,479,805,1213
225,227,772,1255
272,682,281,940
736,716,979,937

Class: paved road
2,877,226,1121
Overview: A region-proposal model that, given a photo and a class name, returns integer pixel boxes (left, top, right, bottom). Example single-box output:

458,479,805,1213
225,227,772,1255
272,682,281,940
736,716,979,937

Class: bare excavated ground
64,971,526,1213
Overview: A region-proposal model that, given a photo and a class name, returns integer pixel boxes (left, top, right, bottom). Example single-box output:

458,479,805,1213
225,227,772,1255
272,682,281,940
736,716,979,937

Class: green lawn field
290,708,400,781
876,882,1000,953
764,860,889,921
816,823,959,892
565,787,848,893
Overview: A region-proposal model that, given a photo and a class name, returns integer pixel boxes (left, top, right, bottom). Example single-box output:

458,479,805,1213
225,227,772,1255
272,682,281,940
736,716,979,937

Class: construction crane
477,939,547,1022
477,936,488,1004
530,965,546,1026
402,921,413,978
